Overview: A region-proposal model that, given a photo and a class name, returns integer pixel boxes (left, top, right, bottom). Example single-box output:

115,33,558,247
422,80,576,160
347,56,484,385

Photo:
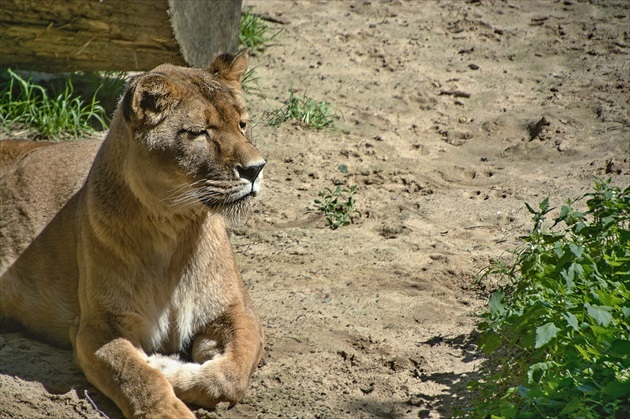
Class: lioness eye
239,121,248,130
185,129,207,139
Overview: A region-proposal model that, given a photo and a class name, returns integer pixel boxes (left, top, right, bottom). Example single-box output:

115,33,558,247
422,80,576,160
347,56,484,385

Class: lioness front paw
147,354,202,382
143,398,195,419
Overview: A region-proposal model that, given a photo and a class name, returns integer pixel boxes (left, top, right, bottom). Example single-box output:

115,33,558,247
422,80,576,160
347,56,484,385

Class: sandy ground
1,0,629,417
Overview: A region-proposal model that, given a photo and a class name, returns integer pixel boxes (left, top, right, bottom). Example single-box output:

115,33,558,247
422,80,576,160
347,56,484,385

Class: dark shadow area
0,324,122,418
345,398,420,419
412,371,484,418
413,332,486,418
422,331,481,363
339,332,487,418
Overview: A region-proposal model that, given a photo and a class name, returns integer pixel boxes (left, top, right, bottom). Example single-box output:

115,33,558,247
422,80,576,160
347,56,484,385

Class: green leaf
525,202,537,214
553,242,565,258
535,322,560,348
497,399,518,417
568,243,583,259
603,379,630,397
575,344,591,361
539,197,550,212
562,263,584,291
520,332,537,350
489,290,506,317
558,204,571,220
527,361,551,383
610,339,630,356
597,289,624,307
585,303,613,326
478,331,503,355
338,163,348,173
602,215,615,227
564,312,579,331
559,398,583,415
577,383,596,394
561,267,575,290
571,263,584,279
574,221,586,233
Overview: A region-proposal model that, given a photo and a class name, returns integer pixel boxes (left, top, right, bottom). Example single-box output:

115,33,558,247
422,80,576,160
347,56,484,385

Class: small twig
258,14,289,25
84,390,111,419
439,90,471,98
464,225,488,230
76,35,97,56
458,47,475,54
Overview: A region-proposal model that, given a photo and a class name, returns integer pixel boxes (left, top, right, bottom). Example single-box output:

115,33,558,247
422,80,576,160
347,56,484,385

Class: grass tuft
239,7,280,51
0,69,108,140
241,67,261,95
265,88,336,129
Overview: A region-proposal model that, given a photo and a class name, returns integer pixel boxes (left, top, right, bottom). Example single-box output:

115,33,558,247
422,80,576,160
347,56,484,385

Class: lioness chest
142,270,230,354
84,215,238,355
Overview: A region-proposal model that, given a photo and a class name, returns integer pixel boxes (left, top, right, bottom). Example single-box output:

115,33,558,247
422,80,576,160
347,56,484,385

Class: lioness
0,51,265,418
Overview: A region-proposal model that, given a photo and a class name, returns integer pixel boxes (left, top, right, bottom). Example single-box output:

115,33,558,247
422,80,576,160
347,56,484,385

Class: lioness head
117,51,265,218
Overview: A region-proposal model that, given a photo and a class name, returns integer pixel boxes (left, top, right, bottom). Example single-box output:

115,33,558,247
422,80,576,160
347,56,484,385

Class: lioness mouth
199,189,253,209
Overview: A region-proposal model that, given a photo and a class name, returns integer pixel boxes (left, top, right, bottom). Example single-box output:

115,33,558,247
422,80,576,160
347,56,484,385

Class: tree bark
0,0,242,73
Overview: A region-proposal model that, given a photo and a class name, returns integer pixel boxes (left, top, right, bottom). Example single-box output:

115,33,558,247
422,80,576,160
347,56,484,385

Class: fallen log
0,0,243,72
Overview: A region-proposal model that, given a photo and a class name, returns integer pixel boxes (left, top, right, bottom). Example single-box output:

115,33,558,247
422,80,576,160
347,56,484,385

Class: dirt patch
1,0,629,418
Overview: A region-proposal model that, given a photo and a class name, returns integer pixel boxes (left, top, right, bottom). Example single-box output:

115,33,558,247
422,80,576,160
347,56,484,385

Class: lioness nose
236,162,265,183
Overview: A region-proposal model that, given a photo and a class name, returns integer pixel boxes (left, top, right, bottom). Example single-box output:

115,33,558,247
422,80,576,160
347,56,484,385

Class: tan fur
0,52,265,418
0,140,51,177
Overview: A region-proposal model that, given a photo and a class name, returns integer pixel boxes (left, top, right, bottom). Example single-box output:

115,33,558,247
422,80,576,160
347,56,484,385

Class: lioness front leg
73,318,195,419
148,304,264,409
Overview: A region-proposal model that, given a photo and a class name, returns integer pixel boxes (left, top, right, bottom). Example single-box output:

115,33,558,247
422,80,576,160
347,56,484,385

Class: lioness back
0,140,102,342
0,140,101,275
0,140,50,177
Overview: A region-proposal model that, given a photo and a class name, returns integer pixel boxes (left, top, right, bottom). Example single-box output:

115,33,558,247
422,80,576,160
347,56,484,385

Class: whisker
159,178,253,225
167,188,206,211
161,179,206,203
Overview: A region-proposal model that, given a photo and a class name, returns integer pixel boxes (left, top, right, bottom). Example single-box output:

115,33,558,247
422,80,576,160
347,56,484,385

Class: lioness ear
122,72,179,126
207,50,248,89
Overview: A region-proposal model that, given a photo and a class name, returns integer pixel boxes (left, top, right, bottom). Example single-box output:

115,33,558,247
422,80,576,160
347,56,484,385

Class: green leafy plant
265,88,336,129
314,185,362,230
80,71,127,120
239,7,280,51
468,179,630,418
0,69,107,140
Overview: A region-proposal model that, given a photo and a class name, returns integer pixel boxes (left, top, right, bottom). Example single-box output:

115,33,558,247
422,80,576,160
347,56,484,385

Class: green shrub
469,179,630,418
